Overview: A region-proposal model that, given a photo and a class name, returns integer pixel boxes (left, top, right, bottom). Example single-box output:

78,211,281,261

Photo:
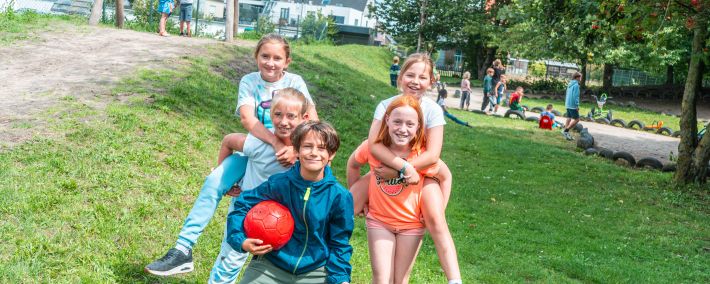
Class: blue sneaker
145,248,194,276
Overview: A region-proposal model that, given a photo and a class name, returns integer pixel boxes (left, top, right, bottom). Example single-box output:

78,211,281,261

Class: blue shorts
566,108,580,119
158,0,174,14
179,3,192,21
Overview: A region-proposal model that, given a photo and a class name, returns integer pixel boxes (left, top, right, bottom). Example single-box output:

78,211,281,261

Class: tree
115,0,124,28
226,0,234,41
89,0,103,26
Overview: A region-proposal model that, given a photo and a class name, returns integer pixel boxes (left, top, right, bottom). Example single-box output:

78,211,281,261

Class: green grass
1,26,708,282
0,10,86,45
521,97,702,131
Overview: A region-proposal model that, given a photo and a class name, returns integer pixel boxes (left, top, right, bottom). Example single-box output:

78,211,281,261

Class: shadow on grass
111,262,196,284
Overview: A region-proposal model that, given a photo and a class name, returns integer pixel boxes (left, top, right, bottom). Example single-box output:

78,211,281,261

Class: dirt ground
435,87,694,165
0,23,254,148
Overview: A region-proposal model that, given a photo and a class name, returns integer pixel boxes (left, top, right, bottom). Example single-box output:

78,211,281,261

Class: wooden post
233,0,239,36
89,0,104,25
225,0,234,41
115,0,124,28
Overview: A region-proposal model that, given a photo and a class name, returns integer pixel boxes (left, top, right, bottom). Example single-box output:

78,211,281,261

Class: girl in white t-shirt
349,53,462,283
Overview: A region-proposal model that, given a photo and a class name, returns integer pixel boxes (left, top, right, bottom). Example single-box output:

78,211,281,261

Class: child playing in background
390,56,401,87
438,89,472,128
540,104,561,128
508,86,525,112
227,121,353,284
492,74,507,114
460,71,472,110
481,68,494,112
158,0,174,36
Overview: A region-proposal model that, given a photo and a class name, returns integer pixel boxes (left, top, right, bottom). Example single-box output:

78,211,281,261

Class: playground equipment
587,93,613,123
643,120,673,135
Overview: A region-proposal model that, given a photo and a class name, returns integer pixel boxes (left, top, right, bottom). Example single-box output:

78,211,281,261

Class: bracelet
399,161,411,178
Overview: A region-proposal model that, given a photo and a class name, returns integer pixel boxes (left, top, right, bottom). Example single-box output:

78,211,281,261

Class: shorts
566,108,580,119
366,215,425,236
158,0,174,14
179,3,192,21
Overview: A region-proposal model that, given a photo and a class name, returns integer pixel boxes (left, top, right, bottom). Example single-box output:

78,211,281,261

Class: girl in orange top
347,96,442,284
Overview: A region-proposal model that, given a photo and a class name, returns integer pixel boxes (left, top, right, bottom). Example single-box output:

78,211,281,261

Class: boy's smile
271,100,304,140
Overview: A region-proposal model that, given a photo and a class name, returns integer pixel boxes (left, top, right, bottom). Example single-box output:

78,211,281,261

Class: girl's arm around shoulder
346,142,368,188
325,188,354,284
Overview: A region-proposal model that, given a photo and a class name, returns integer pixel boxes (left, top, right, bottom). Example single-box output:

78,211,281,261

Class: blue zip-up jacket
565,79,580,109
226,162,354,284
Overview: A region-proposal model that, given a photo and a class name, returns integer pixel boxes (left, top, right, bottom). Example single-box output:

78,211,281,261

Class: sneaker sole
145,262,194,276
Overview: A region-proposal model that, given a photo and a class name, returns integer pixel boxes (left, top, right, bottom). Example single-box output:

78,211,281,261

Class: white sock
448,280,462,284
175,244,190,255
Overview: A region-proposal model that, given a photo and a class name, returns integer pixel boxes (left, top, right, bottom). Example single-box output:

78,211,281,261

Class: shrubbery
508,77,567,93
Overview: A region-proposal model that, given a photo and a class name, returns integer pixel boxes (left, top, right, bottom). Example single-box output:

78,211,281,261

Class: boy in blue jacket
227,121,354,284
563,72,582,140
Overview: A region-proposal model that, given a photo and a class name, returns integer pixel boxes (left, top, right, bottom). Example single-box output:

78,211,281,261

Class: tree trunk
233,0,239,36
674,16,708,184
665,65,674,85
416,0,427,53
115,0,124,28
225,0,234,41
477,47,496,80
89,0,103,26
603,63,614,91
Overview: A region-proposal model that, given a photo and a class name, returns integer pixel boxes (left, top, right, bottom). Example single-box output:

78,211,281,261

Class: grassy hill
0,20,708,283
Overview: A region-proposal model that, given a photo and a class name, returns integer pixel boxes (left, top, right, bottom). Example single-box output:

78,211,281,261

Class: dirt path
435,87,680,164
0,23,254,148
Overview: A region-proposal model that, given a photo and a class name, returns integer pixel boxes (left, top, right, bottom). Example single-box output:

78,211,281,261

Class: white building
202,0,375,28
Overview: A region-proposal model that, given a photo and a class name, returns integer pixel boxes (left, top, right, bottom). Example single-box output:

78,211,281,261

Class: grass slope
0,30,708,282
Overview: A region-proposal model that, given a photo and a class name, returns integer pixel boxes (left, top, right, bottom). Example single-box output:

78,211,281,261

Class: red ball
244,200,295,250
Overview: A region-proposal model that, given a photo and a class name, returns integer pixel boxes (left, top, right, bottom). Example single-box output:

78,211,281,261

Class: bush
507,77,567,93
528,61,546,77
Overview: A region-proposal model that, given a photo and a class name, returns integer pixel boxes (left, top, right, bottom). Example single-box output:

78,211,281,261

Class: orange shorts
366,214,425,236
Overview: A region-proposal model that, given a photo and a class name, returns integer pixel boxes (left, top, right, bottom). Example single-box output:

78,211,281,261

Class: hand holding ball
244,200,295,251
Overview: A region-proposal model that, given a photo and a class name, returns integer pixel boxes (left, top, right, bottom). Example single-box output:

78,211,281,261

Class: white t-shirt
239,132,289,191
236,72,313,129
373,95,446,129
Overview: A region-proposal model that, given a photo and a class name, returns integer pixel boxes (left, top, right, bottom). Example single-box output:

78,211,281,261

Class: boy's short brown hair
486,68,494,74
573,72,582,80
291,121,340,155
393,56,400,64
546,104,554,110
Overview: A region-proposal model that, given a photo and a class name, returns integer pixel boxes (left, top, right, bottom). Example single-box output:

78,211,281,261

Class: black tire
573,123,583,132
636,157,663,170
610,119,627,128
671,130,681,138
595,118,610,124
612,151,636,167
551,110,562,116
606,110,613,121
522,105,530,111
599,149,614,159
627,120,646,130
656,127,673,136
531,106,544,113
584,148,598,156
662,163,677,172
471,109,486,114
541,95,551,100
504,109,525,119
525,116,539,122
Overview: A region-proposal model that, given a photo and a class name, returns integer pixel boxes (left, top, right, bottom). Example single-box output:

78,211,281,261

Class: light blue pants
175,153,248,251
208,199,250,283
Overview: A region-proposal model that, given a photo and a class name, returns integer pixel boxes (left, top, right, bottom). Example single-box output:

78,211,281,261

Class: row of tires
582,148,675,172
469,106,676,172
525,106,678,137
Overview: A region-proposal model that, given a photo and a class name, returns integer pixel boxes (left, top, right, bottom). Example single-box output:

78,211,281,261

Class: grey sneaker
145,248,194,276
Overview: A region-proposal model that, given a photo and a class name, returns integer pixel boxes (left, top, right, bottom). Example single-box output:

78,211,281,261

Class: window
329,15,345,24
280,8,289,21
354,19,358,26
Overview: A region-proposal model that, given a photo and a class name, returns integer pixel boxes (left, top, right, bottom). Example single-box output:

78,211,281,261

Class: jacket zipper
293,186,311,274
